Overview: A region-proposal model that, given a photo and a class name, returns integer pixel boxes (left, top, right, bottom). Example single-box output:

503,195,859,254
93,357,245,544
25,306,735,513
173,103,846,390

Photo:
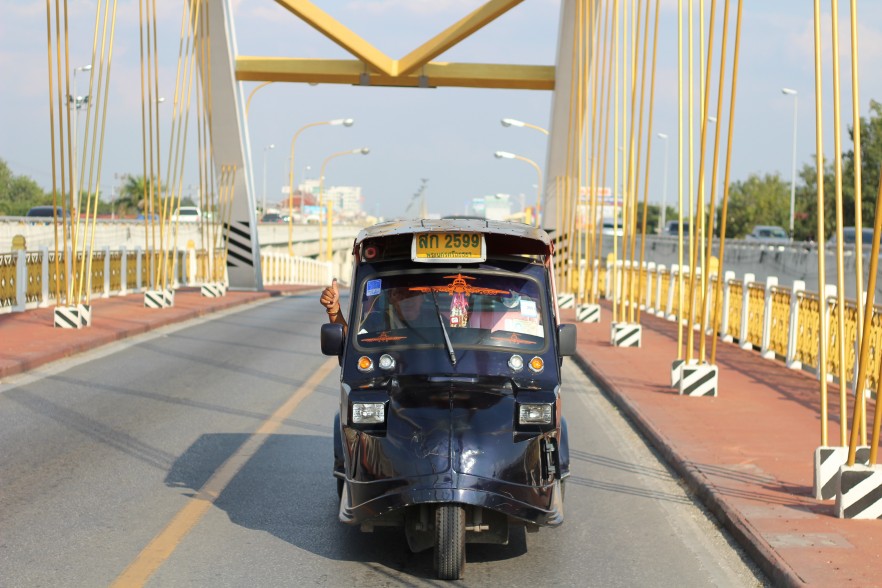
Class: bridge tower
198,0,588,289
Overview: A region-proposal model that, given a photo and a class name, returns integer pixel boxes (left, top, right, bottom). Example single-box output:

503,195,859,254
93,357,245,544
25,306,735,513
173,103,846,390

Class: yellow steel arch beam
273,0,395,76
273,0,524,79
236,57,554,91
396,0,524,77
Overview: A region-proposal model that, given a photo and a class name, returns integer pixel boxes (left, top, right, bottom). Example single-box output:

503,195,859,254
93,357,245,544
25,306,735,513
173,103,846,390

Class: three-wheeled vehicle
321,218,576,580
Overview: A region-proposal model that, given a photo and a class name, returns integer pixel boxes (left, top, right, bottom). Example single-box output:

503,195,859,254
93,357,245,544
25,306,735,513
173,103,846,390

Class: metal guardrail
597,259,882,396
0,245,331,314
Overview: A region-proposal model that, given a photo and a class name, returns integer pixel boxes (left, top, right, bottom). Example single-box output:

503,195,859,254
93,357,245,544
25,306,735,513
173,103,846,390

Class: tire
434,504,465,580
337,477,344,499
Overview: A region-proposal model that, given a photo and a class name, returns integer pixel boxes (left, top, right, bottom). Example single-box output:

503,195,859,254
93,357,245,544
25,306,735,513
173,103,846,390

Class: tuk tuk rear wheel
434,504,465,580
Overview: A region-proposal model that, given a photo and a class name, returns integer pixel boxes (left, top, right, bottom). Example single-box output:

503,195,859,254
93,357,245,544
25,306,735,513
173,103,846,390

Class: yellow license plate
411,232,486,263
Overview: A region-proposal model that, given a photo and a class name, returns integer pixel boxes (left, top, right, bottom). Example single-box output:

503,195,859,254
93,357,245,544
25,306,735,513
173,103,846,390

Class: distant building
467,194,512,221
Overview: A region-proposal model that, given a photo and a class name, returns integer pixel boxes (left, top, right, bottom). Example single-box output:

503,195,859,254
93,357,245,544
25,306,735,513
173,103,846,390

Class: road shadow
166,433,528,580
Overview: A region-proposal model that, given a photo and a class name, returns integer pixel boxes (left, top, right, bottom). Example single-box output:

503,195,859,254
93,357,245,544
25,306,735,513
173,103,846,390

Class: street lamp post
657,133,669,233
70,64,91,214
782,88,798,238
261,144,275,214
320,147,370,262
501,117,549,136
494,151,543,226
286,118,354,255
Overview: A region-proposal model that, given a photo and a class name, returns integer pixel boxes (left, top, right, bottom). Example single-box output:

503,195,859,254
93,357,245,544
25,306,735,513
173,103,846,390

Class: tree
0,159,49,215
718,173,790,238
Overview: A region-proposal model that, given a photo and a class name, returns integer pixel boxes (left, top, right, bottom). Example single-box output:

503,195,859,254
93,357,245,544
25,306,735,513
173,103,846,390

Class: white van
172,206,201,223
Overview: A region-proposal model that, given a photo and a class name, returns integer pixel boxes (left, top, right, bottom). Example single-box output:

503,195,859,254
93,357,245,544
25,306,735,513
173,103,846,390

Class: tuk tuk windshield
353,271,547,351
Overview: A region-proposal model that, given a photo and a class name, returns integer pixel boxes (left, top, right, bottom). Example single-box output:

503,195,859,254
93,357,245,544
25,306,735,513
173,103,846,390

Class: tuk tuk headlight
378,354,396,370
508,354,524,372
518,403,552,425
528,356,544,373
352,402,386,424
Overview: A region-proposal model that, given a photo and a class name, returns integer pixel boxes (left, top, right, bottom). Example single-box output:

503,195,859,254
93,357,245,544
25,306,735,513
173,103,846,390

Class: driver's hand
320,278,340,314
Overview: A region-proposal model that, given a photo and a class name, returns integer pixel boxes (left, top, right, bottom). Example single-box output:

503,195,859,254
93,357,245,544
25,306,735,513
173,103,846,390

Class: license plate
411,232,486,263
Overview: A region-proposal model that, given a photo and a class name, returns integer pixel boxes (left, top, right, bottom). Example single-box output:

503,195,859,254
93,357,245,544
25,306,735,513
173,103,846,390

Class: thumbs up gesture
320,278,340,315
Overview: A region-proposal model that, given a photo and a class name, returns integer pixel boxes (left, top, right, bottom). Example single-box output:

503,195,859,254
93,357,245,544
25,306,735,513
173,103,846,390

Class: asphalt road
0,292,767,587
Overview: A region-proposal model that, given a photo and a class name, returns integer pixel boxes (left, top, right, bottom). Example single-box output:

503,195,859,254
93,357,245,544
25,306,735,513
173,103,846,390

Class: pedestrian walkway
0,285,317,379
1,289,878,585
565,301,879,587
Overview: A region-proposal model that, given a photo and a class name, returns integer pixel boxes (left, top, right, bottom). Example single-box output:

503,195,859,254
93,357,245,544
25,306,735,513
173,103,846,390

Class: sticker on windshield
520,300,538,318
504,319,544,338
366,279,382,296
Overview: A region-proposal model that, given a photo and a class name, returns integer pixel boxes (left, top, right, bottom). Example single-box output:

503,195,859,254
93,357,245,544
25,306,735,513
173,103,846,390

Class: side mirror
557,324,577,357
321,323,345,356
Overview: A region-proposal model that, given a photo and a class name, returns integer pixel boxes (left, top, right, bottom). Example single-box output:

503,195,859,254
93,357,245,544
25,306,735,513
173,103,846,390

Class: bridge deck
0,291,875,585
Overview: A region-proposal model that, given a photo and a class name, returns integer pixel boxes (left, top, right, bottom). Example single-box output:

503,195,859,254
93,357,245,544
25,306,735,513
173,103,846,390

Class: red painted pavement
567,301,881,587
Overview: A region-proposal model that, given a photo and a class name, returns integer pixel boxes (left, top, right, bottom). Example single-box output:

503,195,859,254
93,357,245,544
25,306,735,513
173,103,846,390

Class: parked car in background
662,220,690,236
745,225,790,244
25,205,70,226
260,212,285,223
172,206,201,223
827,227,879,246
599,218,624,236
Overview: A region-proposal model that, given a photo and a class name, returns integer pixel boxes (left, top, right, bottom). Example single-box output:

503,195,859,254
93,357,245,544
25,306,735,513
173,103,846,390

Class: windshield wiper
431,291,457,366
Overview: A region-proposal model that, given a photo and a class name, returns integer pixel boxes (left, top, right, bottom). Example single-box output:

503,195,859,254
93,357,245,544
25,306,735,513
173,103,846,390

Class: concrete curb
570,352,803,587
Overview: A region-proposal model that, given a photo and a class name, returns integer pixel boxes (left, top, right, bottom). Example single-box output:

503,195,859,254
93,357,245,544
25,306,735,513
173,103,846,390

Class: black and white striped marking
671,359,686,388
224,220,255,268
678,363,718,397
557,292,575,309
78,304,92,327
576,303,600,323
201,283,224,298
144,290,174,307
53,306,82,329
815,446,870,500
612,323,642,348
836,464,882,519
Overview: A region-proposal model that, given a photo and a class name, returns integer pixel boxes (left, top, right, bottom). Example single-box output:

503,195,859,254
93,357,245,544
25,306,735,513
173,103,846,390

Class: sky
3,0,882,220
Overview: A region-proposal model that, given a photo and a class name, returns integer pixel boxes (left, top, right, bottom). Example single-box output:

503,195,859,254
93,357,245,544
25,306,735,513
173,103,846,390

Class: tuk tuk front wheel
434,504,465,580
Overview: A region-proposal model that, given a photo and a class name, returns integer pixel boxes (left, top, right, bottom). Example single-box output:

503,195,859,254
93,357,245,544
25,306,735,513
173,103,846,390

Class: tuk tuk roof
354,219,553,255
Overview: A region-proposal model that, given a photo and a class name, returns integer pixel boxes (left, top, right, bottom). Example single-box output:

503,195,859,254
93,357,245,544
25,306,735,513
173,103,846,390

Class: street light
286,118,355,255
261,144,275,214
70,64,91,213
781,88,798,239
657,133,669,233
501,118,549,135
320,147,370,261
494,151,543,226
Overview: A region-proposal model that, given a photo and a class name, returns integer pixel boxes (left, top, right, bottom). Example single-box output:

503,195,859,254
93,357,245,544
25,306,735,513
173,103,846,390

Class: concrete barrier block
814,445,870,500
558,292,575,309
678,362,718,397
576,303,600,323
612,323,641,348
78,303,92,327
836,463,882,519
54,306,83,329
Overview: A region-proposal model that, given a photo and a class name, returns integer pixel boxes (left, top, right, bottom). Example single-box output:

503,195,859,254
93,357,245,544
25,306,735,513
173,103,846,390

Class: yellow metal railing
795,291,821,369
768,286,792,358
826,299,859,384
746,282,765,345
0,253,15,309
659,268,670,313
726,279,743,341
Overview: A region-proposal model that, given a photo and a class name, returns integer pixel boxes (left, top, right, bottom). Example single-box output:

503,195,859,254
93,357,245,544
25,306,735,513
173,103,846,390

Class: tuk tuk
320,218,576,580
